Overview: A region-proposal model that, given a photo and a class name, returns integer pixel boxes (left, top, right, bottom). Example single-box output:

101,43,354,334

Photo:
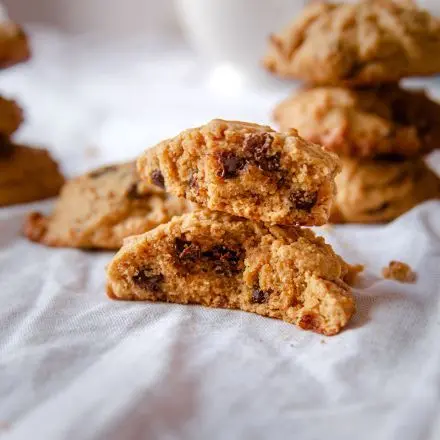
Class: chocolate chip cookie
0,96,23,137
137,119,340,226
0,141,64,206
107,210,358,336
274,84,440,159
0,20,30,69
24,162,191,249
263,1,440,86
330,157,440,223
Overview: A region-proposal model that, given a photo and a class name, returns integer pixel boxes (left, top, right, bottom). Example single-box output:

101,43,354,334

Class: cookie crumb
382,261,416,283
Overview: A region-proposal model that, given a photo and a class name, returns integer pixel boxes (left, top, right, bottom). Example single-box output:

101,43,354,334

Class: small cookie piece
0,21,30,68
263,1,440,86
107,210,356,336
382,261,416,283
24,162,191,249
0,96,23,137
274,85,440,159
137,119,340,226
330,157,440,223
0,143,64,206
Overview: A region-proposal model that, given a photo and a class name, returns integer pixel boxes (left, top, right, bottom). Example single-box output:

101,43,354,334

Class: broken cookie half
107,210,357,335
137,119,340,226
24,162,191,249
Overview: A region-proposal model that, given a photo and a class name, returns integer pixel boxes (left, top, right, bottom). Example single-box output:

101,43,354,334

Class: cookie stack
106,119,360,336
264,0,440,223
0,18,64,206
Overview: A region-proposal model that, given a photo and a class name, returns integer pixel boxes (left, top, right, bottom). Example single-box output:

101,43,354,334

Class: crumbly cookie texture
0,142,64,206
274,85,440,159
0,96,23,137
107,210,357,336
24,162,191,250
137,119,340,226
330,157,440,224
263,0,440,86
382,260,416,283
0,21,30,69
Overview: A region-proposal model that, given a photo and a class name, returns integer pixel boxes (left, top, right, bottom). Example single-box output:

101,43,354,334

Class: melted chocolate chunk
251,288,272,304
243,133,280,172
132,267,164,292
88,165,118,178
151,169,165,189
174,238,201,262
216,151,246,179
289,190,318,211
173,237,243,276
374,153,406,162
0,134,13,158
202,245,242,276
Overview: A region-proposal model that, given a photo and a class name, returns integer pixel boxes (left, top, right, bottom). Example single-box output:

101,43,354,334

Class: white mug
175,0,308,76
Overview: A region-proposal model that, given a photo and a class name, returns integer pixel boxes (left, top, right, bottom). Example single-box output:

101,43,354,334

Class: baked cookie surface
137,119,340,226
0,142,64,206
274,85,440,159
263,1,440,85
0,96,23,137
107,210,357,336
0,21,30,69
330,158,440,223
24,162,191,249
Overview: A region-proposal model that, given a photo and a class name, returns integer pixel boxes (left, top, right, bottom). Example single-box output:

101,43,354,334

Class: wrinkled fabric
0,28,440,440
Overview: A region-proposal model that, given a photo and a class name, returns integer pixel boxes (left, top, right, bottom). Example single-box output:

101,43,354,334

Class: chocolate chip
243,133,280,172
151,169,165,189
88,165,117,178
0,134,13,158
374,153,406,162
289,190,318,211
132,267,164,292
202,245,242,276
251,288,272,304
174,238,201,262
216,151,246,179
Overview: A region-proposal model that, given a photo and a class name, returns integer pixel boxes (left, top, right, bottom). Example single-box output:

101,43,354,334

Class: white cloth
1,28,440,440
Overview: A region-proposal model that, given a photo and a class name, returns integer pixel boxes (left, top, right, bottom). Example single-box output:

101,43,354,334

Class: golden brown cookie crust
0,96,23,137
107,210,356,336
0,144,64,206
274,84,440,159
263,1,440,86
0,22,30,69
382,260,416,283
24,162,191,250
137,119,340,226
330,157,440,223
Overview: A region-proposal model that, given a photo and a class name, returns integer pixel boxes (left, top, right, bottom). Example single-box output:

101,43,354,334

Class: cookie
274,84,440,159
0,96,23,137
330,157,440,223
24,162,191,249
263,1,440,86
0,142,64,206
137,119,340,226
382,260,416,283
106,210,357,336
0,21,30,69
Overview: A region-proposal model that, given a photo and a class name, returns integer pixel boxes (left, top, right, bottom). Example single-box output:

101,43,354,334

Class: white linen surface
1,29,440,440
